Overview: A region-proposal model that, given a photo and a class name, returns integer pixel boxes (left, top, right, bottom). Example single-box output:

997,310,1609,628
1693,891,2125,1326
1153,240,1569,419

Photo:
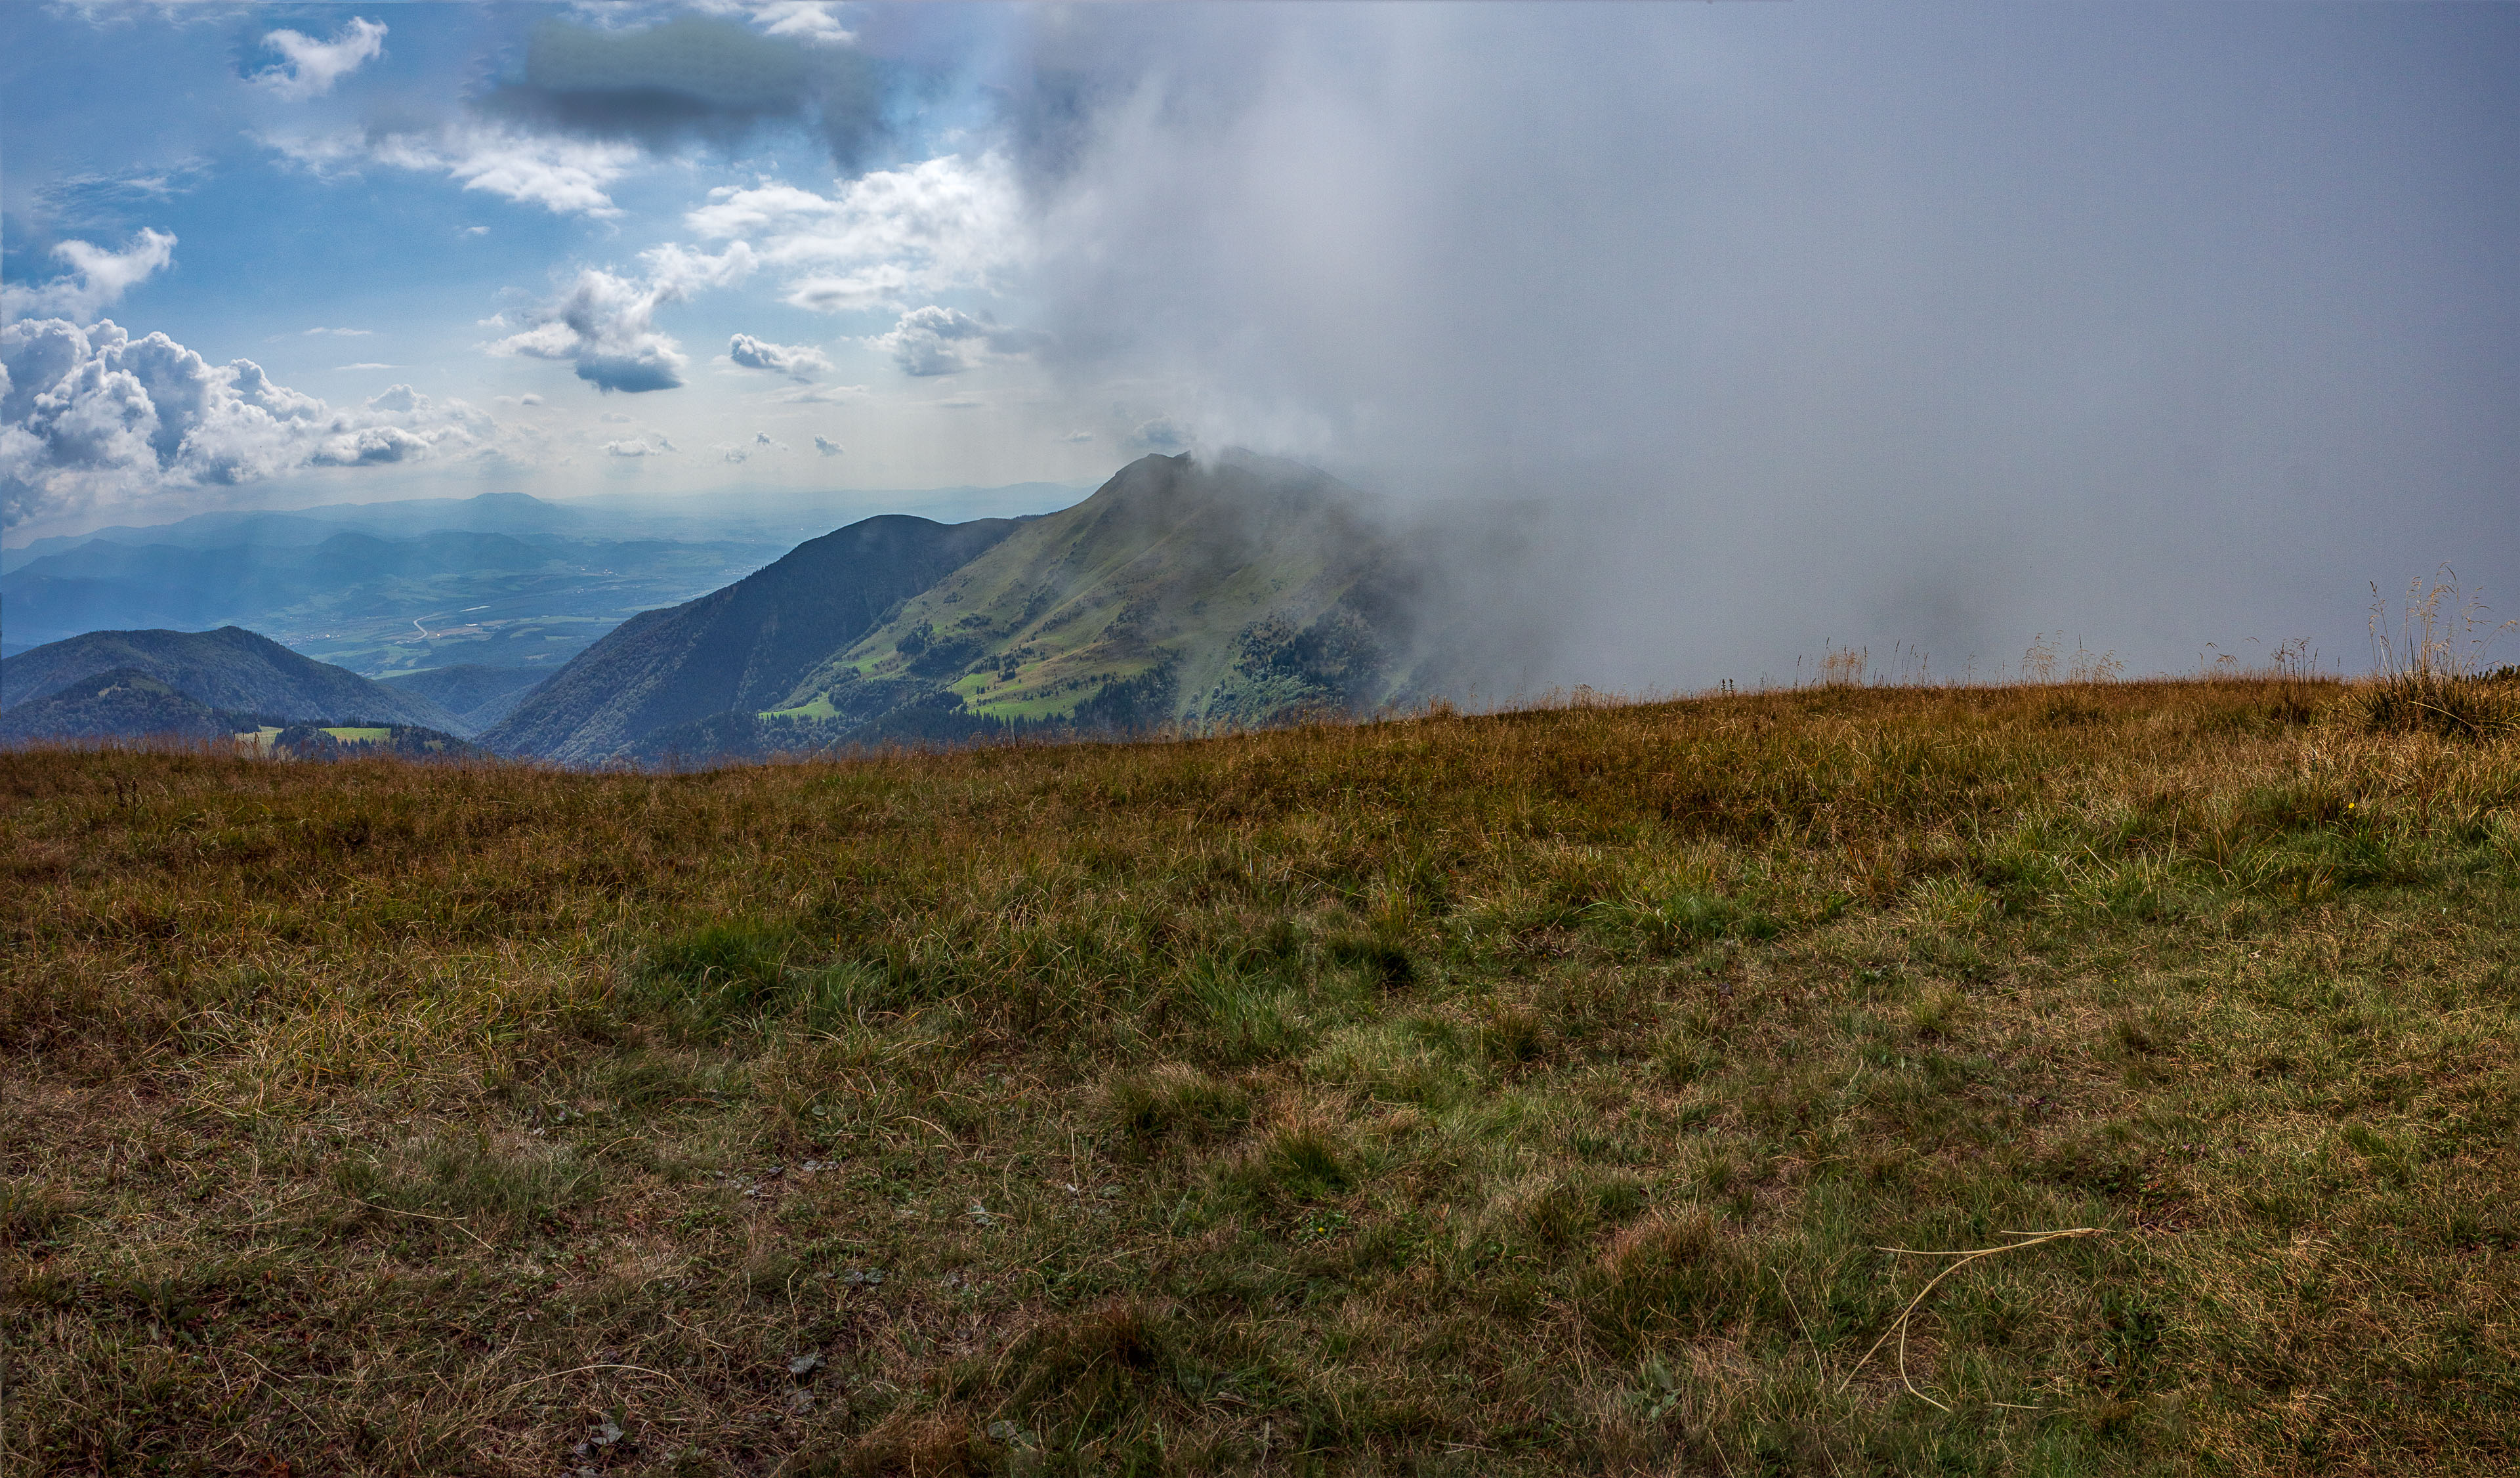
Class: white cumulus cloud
867,305,1049,377
682,1,855,45
751,2,854,45
1,229,177,324
1,317,490,529
486,244,753,394
726,333,831,380
813,435,843,456
604,439,667,457
1125,417,1191,453
252,17,387,101
685,153,1026,314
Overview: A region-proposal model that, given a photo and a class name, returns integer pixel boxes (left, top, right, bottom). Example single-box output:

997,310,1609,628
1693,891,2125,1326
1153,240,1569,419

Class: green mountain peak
774,452,1408,733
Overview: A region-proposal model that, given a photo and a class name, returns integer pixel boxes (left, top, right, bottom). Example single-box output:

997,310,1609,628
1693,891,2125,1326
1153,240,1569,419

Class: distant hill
0,666,483,758
0,627,459,730
0,668,259,746
483,515,1023,763
377,665,551,735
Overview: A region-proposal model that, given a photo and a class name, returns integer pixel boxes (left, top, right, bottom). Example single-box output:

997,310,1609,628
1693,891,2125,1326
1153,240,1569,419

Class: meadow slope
2,678,2515,1475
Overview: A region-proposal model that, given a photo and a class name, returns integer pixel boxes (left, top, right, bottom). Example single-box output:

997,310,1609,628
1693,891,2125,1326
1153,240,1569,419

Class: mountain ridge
482,513,1024,764
772,452,1424,737
0,627,460,731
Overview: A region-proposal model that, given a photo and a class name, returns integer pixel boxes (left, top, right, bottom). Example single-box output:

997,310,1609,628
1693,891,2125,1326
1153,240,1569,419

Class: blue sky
5,3,2516,683
3,2,1129,541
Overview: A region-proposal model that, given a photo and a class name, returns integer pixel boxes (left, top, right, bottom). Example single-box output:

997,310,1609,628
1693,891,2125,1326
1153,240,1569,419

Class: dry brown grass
3,676,2517,1475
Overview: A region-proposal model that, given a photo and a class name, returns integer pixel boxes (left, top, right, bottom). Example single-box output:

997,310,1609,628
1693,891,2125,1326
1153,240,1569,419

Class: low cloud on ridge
973,5,2520,686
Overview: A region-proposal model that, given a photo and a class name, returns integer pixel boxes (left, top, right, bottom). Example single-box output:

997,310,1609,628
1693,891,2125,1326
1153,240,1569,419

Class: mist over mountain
0,452,1553,763
0,627,458,731
481,452,1543,765
3,5,2512,693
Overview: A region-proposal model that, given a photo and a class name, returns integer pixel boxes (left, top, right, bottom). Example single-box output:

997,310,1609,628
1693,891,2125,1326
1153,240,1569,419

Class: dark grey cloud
987,4,2520,688
572,350,679,395
476,14,889,171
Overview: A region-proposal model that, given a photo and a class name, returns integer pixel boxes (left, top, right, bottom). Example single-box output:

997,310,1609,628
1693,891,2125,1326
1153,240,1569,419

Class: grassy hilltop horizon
4,673,2517,1475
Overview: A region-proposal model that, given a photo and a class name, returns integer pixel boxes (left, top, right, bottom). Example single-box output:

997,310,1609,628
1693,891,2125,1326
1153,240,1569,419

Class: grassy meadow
3,676,2517,1475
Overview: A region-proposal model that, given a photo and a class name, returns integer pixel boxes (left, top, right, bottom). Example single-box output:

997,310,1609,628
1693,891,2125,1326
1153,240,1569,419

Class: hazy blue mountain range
9,530,576,632
484,514,1024,765
0,492,601,573
0,460,1498,763
1,486,1090,576
0,486,1091,680
0,627,459,731
1,526,783,675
